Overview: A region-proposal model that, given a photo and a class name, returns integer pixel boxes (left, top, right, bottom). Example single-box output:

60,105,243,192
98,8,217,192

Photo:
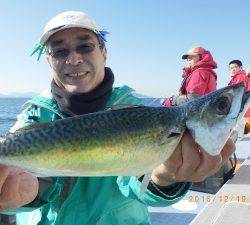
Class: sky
0,0,249,97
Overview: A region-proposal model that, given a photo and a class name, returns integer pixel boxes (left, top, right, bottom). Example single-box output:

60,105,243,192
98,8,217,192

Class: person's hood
194,50,217,69
183,50,217,76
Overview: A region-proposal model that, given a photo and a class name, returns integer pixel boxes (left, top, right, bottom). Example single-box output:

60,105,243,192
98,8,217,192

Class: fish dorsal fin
107,104,143,111
16,122,49,133
0,124,46,141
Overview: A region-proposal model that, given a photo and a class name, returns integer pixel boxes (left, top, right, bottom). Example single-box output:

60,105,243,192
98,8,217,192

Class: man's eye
76,44,95,54
52,49,69,58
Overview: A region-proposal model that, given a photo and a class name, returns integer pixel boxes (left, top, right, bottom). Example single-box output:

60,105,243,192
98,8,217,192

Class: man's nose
65,51,84,65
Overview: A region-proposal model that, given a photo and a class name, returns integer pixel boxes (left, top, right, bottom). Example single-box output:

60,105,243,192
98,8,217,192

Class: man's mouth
65,72,89,77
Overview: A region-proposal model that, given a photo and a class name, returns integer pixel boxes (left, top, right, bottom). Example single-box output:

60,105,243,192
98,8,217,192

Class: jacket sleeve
185,71,212,96
116,176,191,207
3,105,62,214
9,105,40,133
236,75,248,89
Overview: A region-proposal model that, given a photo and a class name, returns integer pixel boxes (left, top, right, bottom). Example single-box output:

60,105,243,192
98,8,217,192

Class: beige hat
39,11,102,45
182,46,206,59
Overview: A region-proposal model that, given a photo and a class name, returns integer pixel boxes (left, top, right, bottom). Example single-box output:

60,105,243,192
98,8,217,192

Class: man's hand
170,93,199,106
151,131,236,186
0,165,38,211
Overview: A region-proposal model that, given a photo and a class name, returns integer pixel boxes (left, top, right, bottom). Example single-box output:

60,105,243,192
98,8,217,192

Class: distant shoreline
0,93,38,98
0,97,32,99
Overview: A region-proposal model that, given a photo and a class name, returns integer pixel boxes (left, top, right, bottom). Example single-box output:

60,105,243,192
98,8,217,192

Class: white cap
39,11,101,45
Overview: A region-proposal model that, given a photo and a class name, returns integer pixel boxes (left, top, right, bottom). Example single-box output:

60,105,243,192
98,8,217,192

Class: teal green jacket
7,86,190,225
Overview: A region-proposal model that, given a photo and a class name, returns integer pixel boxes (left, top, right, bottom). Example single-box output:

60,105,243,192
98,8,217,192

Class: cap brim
182,54,189,60
39,24,98,45
182,53,198,60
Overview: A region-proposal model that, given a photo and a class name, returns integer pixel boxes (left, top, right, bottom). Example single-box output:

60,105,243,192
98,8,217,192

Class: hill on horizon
0,92,38,98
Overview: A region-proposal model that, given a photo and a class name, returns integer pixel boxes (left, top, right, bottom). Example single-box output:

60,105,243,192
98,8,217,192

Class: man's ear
102,47,107,63
46,55,52,68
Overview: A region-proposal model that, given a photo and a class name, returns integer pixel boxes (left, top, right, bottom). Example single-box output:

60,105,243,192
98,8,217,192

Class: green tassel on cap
30,44,46,61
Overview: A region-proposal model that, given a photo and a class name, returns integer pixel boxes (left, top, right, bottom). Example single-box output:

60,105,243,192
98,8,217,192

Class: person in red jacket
245,68,250,91
228,60,248,89
228,61,249,138
245,69,250,133
246,68,250,76
246,68,250,78
244,68,250,120
163,46,217,106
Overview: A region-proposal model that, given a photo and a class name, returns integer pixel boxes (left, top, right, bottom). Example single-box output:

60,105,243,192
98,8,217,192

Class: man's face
46,28,107,93
229,63,241,75
187,55,200,68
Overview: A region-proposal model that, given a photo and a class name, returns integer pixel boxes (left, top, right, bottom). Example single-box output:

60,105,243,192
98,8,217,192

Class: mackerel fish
0,83,249,177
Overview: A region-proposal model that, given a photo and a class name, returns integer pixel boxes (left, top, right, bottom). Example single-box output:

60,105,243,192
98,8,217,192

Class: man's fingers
0,172,38,211
162,141,183,175
221,138,236,163
193,148,222,181
194,138,236,181
0,174,22,210
152,135,236,185
18,172,38,204
175,132,201,180
0,165,38,211
0,166,10,193
151,142,183,185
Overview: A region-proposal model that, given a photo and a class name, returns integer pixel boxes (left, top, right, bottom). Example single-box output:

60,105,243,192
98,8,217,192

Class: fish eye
215,95,231,115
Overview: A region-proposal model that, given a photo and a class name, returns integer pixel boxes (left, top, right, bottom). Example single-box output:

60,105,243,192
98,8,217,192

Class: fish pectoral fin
139,173,152,196
167,132,181,138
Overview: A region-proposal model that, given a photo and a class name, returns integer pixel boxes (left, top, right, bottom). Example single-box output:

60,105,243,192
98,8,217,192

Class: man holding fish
0,11,238,225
